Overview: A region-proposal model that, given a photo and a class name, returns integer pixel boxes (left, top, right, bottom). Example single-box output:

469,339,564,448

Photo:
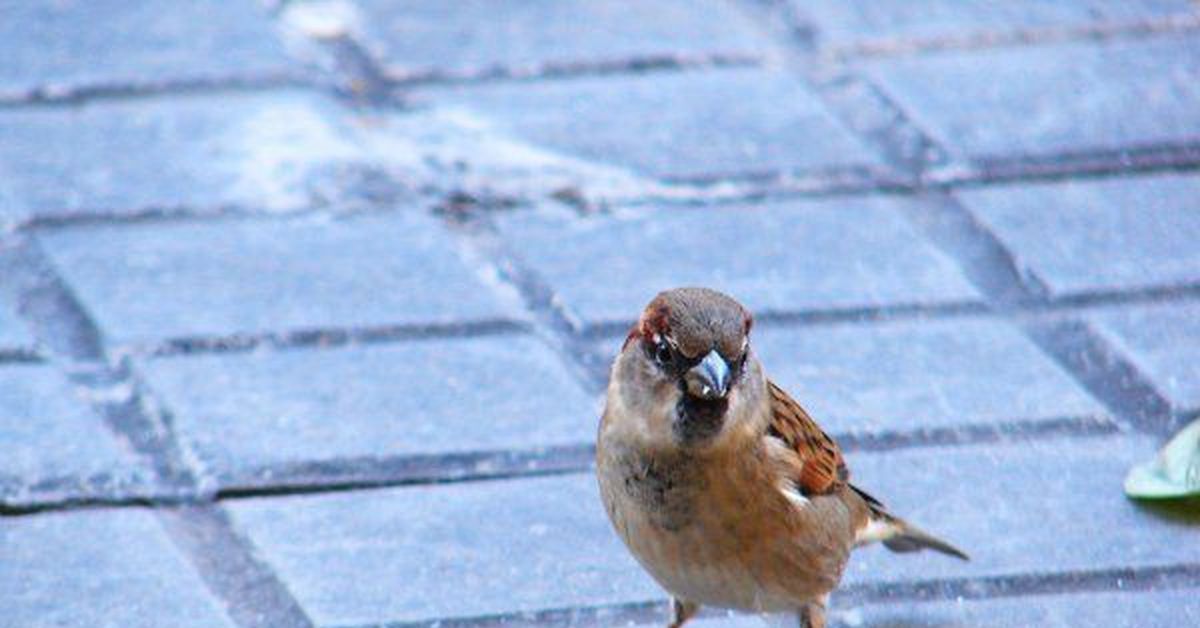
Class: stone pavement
1,1,1199,626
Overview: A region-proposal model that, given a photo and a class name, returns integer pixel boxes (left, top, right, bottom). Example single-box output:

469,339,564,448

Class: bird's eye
654,341,673,366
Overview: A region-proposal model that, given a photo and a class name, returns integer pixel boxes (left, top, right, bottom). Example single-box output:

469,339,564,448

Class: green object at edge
1125,418,1200,500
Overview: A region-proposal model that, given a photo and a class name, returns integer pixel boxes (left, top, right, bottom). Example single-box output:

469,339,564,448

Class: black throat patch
673,394,728,445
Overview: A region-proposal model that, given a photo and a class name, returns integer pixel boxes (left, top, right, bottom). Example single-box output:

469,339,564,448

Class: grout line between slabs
838,562,1200,605
120,318,532,360
15,202,304,232
319,33,400,106
580,299,991,340
6,144,1200,236
0,234,106,362
3,412,1119,514
0,72,319,109
576,277,1200,343
1022,320,1178,434
211,413,1116,502
440,212,612,394
214,443,598,500
1041,281,1200,310
0,346,43,363
386,51,765,89
933,142,1200,187
0,471,175,516
157,504,316,628
823,12,1200,62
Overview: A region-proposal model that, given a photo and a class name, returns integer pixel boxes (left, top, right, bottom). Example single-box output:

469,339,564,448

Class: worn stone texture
0,90,397,223
0,508,235,627
959,173,1200,296
136,334,597,481
37,212,523,347
866,35,1200,159
425,67,883,181
353,0,773,75
497,198,980,326
793,0,1198,51
0,0,296,100
1089,302,1200,411
0,363,151,505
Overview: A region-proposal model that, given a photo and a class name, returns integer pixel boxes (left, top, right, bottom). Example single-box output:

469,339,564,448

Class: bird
596,287,967,628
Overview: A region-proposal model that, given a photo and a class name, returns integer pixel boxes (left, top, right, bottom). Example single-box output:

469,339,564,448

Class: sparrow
597,287,967,628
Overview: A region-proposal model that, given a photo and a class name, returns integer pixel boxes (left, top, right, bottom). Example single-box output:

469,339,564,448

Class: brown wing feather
766,380,848,496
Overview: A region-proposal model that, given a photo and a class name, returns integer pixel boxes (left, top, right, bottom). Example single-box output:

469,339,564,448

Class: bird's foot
797,599,826,628
667,598,699,628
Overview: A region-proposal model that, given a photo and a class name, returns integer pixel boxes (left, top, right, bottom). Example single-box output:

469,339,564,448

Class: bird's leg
667,597,699,628
797,597,827,628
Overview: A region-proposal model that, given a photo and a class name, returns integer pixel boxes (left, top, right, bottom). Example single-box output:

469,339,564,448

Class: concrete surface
1,1,1198,627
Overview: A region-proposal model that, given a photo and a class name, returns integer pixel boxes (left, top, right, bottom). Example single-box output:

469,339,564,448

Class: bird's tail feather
881,519,969,560
851,485,969,561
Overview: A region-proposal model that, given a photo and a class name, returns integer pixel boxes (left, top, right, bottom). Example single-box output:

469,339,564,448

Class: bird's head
608,287,768,451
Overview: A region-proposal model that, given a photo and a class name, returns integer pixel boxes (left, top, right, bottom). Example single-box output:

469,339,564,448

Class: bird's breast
597,444,848,611
608,448,705,532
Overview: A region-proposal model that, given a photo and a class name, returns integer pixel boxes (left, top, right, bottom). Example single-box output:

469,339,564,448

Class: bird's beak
685,350,731,400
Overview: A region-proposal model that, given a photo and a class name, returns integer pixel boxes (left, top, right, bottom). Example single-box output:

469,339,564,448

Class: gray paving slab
0,363,150,505
0,90,394,223
642,588,1200,627
1089,301,1200,411
959,173,1200,296
136,335,596,481
865,35,1200,160
842,433,1196,583
597,316,1104,434
353,0,772,75
0,0,295,100
751,316,1104,433
228,473,656,626
38,212,522,347
230,433,1186,626
0,507,235,628
793,1,1197,52
427,67,882,180
496,198,980,326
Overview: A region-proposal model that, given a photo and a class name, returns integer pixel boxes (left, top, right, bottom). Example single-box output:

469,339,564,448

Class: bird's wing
766,380,848,496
